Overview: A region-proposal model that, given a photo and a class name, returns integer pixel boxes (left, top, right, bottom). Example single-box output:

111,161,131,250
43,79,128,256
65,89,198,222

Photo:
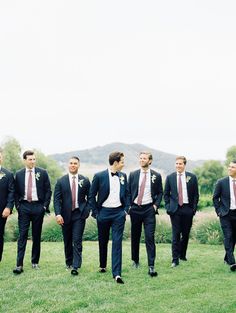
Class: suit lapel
134,170,140,196
173,172,178,194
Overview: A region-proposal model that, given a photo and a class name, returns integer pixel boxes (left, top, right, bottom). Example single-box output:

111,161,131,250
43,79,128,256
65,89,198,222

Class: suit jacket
54,174,91,224
213,176,232,217
0,167,15,213
164,171,199,214
15,167,52,212
128,169,163,212
89,169,129,216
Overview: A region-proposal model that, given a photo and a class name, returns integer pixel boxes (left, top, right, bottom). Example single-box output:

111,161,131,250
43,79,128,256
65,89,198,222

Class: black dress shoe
180,257,187,261
71,269,79,276
148,267,158,277
230,264,236,272
99,268,107,273
13,266,24,274
115,276,124,284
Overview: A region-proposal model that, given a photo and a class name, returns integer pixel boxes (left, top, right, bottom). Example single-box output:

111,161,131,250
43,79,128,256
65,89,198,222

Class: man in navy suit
164,156,199,267
89,151,128,284
213,160,236,272
0,149,15,262
13,150,52,274
128,152,163,277
54,156,91,276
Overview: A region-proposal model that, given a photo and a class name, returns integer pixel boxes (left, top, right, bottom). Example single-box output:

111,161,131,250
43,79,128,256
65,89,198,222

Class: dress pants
170,204,194,263
97,207,125,277
130,204,156,266
62,209,85,269
220,210,236,265
16,201,45,266
0,216,7,262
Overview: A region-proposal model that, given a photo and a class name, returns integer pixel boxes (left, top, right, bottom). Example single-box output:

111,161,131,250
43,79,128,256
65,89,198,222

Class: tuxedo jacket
89,169,129,216
54,174,91,224
128,169,163,209
15,167,52,211
0,167,15,213
213,176,233,217
164,171,199,214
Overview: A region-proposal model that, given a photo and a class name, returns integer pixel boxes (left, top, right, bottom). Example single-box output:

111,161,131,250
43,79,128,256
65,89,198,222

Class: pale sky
1,0,235,161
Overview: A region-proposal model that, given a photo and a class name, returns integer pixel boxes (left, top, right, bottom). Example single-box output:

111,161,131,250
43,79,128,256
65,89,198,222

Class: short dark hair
70,156,80,162
231,160,236,164
23,150,35,160
139,151,153,161
176,156,187,165
109,152,124,165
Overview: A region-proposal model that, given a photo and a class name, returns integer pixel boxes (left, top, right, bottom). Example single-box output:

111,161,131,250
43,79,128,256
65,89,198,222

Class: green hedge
5,211,223,245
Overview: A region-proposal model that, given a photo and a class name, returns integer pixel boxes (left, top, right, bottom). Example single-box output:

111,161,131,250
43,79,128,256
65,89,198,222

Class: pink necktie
71,176,76,210
233,179,236,202
137,172,147,206
27,170,32,202
178,174,183,206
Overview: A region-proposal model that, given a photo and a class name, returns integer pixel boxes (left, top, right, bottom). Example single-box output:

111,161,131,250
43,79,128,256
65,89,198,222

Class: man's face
139,153,151,169
68,158,80,175
24,154,36,169
114,156,125,172
228,162,236,178
175,159,186,173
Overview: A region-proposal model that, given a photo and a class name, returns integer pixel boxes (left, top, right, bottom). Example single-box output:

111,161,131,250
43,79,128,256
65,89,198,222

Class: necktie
233,179,236,202
71,176,76,210
27,170,33,202
137,172,147,206
111,172,118,177
178,174,183,206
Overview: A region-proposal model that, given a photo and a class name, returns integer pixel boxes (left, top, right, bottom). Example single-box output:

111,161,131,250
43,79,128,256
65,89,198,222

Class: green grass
0,241,236,313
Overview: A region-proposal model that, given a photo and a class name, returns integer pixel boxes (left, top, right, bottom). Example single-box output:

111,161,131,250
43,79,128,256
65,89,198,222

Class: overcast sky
1,0,235,161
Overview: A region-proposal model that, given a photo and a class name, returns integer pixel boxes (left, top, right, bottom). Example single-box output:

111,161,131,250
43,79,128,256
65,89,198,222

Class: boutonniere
151,174,156,184
78,179,84,187
186,176,191,183
0,172,6,180
35,172,41,181
119,175,125,185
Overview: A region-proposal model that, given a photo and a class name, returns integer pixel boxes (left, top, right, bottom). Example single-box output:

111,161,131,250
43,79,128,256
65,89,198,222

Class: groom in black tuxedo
213,160,236,272
89,151,128,284
0,149,15,262
128,152,163,277
164,156,199,267
54,156,91,276
13,150,52,274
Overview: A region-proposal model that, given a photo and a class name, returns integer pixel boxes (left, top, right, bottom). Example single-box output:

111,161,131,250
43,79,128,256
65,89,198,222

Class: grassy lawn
0,241,235,313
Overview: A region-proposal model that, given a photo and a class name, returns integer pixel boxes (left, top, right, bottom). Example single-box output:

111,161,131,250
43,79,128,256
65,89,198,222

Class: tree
194,160,224,194
35,150,63,189
1,137,22,174
225,145,236,166
1,137,63,188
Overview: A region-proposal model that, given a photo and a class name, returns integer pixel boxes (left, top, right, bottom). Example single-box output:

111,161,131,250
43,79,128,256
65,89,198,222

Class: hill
50,142,204,176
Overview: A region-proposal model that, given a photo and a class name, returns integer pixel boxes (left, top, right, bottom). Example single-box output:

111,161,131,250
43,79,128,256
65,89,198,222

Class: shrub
156,218,172,243
41,215,63,242
5,214,19,242
193,217,223,245
197,194,213,210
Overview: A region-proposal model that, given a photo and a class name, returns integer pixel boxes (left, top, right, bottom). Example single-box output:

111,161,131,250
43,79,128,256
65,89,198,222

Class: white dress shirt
229,176,236,210
134,169,152,205
24,168,38,201
102,170,121,208
176,171,189,204
69,173,79,208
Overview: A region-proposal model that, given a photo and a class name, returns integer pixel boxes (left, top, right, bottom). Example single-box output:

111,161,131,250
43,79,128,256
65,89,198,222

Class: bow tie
111,172,118,177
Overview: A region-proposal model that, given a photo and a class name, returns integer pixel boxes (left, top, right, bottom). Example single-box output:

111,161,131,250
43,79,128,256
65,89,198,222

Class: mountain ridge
50,142,205,176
